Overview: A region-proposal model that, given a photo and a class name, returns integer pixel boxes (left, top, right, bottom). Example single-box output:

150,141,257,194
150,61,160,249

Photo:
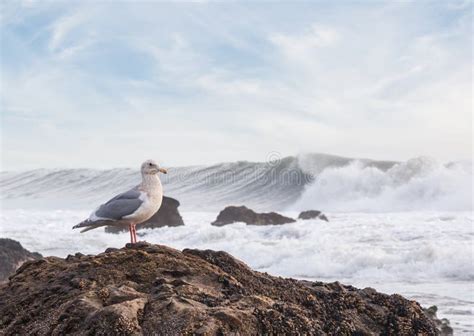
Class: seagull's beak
158,167,168,174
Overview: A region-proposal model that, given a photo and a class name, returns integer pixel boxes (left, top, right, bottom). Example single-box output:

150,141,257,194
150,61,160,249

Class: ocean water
1,210,472,333
1,154,473,333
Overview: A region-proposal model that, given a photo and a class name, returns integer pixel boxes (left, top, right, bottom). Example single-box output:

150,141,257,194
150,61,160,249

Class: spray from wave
293,156,472,212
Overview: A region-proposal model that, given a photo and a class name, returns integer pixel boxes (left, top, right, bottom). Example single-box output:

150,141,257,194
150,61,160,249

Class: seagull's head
141,159,167,175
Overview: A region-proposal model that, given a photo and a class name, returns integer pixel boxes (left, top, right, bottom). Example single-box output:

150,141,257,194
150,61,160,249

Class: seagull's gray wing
93,186,143,220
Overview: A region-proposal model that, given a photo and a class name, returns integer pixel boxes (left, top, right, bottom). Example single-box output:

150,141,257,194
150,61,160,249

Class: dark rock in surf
423,306,453,335
0,238,42,282
211,205,296,226
105,196,184,234
298,210,329,222
0,242,439,335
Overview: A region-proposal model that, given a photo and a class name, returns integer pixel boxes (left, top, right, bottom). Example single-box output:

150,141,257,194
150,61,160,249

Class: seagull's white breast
123,191,163,224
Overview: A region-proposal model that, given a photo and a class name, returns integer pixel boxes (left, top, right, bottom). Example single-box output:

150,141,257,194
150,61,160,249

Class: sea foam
293,156,472,212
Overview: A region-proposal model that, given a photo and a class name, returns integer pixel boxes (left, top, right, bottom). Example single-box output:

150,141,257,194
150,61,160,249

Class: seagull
73,160,167,244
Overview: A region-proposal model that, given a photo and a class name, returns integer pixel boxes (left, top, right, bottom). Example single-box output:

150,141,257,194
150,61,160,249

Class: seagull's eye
148,163,153,167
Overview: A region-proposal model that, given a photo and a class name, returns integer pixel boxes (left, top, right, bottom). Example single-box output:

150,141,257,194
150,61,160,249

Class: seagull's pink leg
132,224,137,243
129,223,134,244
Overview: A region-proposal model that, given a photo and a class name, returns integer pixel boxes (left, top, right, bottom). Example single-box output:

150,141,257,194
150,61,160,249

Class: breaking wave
293,156,473,212
0,153,472,212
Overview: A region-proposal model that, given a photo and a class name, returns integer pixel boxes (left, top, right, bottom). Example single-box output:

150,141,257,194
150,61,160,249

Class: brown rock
423,305,453,335
298,210,329,222
211,205,296,226
0,238,42,282
105,196,184,233
0,243,438,335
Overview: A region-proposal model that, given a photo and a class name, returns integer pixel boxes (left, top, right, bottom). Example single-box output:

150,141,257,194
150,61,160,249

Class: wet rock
298,210,329,222
0,243,438,335
423,305,453,335
0,238,42,282
105,196,184,233
211,205,296,226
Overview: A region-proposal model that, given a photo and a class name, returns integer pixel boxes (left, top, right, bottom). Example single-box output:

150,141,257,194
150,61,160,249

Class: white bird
73,160,168,243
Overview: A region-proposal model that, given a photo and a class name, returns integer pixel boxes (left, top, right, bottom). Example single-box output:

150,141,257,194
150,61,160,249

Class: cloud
49,13,83,51
196,72,263,95
270,24,339,59
0,1,472,170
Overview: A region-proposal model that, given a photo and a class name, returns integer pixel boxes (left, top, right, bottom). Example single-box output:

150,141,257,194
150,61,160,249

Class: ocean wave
293,156,472,212
0,153,472,212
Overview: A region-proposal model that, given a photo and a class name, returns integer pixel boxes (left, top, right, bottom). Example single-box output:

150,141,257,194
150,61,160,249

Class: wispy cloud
0,1,472,170
270,24,340,58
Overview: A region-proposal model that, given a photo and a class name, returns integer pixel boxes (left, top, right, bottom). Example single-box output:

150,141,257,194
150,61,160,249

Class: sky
0,1,472,170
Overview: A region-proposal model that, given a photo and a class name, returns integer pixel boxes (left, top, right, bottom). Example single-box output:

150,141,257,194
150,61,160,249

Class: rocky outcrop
298,210,329,222
0,242,439,335
0,239,42,282
211,206,296,226
423,306,453,335
0,243,439,335
105,196,184,233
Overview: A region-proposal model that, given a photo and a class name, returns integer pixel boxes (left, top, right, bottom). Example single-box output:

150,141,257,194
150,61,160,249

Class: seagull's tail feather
73,220,111,233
